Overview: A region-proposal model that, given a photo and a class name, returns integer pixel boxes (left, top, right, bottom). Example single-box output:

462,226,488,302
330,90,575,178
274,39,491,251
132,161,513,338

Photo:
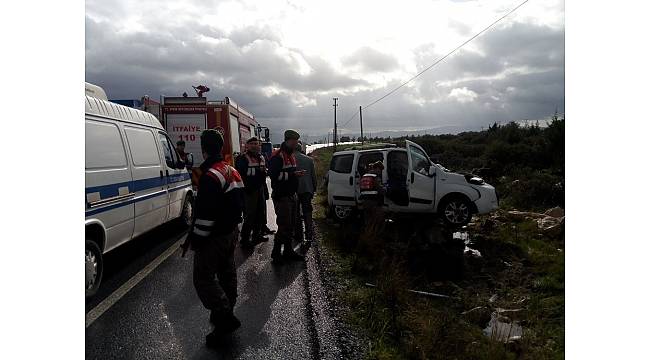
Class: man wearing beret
235,136,269,249
294,141,317,248
268,129,306,262
181,129,245,346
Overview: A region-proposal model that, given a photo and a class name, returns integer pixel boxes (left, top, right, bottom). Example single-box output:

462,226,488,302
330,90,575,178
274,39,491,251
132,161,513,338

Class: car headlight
468,176,485,185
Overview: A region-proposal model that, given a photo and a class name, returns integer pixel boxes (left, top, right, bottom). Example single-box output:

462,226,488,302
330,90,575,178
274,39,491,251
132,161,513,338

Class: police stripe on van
85,172,191,216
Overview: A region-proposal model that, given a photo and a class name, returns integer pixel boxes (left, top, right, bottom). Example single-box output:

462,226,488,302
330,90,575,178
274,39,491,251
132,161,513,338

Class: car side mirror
428,165,436,177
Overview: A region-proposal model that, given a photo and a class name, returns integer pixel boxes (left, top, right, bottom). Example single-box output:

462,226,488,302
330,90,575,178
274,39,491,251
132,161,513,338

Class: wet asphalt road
85,193,332,360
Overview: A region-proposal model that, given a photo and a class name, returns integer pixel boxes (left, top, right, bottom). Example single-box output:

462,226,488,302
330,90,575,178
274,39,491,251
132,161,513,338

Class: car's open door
405,140,436,212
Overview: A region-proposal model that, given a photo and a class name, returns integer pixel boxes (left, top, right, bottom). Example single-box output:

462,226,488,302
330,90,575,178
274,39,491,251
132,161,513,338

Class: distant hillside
302,118,554,145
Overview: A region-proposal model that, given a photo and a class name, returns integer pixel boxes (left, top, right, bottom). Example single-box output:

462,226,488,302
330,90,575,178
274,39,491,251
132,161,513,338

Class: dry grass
311,146,564,359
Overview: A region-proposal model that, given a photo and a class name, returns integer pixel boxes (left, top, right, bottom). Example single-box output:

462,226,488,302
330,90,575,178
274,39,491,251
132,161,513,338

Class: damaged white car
326,140,499,227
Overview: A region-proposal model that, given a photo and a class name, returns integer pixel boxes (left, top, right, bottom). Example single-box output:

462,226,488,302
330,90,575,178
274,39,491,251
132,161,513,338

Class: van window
124,127,161,167
409,146,430,175
85,120,127,169
357,152,384,175
158,133,177,168
330,154,354,173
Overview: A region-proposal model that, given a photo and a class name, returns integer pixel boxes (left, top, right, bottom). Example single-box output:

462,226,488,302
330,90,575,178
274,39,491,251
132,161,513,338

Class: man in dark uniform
181,129,245,347
176,140,194,171
294,141,317,247
268,129,305,263
235,136,269,248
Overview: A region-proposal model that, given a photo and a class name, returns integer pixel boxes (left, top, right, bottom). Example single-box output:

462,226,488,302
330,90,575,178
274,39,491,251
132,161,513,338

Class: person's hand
295,169,306,177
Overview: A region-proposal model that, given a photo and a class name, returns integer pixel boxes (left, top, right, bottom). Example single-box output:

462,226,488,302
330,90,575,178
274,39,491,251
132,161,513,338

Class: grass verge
311,146,564,359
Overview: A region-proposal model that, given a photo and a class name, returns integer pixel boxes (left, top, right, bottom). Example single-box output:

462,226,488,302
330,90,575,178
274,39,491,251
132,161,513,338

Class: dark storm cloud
86,2,564,138
86,14,366,117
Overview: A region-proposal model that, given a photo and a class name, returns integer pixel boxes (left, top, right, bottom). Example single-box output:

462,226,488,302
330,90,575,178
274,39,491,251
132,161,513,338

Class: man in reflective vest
268,129,306,263
181,129,245,346
235,136,269,248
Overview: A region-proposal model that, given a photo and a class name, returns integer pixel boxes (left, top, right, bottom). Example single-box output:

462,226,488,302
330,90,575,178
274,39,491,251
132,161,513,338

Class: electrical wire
338,0,530,129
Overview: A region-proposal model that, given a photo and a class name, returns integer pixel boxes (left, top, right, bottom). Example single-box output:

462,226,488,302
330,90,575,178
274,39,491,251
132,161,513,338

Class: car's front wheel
440,196,473,227
85,240,103,298
179,193,194,228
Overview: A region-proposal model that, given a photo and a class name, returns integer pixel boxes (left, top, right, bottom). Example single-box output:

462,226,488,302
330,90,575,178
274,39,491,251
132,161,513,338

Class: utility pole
327,132,330,146
333,97,338,151
359,106,364,147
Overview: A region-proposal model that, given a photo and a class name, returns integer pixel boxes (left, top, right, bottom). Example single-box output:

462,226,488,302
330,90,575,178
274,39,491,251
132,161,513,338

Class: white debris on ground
485,207,565,233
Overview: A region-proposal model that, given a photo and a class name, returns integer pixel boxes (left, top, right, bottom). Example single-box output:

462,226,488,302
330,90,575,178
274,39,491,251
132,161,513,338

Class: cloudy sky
86,0,564,140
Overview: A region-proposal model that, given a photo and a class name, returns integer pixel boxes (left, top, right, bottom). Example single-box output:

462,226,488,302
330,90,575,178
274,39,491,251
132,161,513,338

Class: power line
339,0,530,129
340,109,359,129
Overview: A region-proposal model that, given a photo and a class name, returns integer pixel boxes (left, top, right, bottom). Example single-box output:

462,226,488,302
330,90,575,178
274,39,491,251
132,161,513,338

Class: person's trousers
262,182,270,228
295,192,314,241
272,194,297,249
241,188,266,242
362,198,385,236
193,230,238,316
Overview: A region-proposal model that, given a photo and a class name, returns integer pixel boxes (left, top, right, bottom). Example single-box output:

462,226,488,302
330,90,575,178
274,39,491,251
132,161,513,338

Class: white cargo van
85,83,193,297
327,140,498,227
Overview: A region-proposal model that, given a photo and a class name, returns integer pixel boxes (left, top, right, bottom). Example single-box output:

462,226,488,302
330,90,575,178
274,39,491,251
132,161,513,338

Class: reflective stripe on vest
245,153,265,177
208,161,244,192
273,150,296,181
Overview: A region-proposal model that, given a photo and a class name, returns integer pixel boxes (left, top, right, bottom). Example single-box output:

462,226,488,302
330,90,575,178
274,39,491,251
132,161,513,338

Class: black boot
262,225,276,235
210,311,241,331
206,312,241,348
240,232,254,249
271,242,283,263
206,329,227,348
240,223,253,248
283,243,305,261
240,239,254,249
253,231,269,244
300,240,311,252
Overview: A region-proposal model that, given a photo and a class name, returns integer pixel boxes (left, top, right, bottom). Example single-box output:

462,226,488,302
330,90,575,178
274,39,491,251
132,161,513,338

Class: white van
327,140,498,227
85,83,193,297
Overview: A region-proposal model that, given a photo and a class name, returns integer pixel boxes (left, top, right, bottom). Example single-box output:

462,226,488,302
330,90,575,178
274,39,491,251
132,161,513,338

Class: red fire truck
161,95,261,185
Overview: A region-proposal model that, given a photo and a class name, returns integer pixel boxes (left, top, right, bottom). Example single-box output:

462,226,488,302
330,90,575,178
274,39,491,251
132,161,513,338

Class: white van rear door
124,126,169,237
328,153,356,206
85,118,134,252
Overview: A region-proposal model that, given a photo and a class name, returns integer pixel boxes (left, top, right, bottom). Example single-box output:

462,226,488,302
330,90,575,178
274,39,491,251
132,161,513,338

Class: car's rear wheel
440,196,472,227
85,240,103,298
